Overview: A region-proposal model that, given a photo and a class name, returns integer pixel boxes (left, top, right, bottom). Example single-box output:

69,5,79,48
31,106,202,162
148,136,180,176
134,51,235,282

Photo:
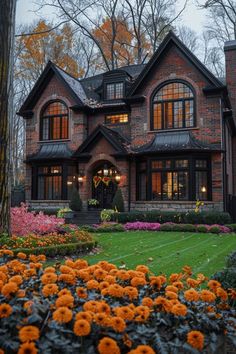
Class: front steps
72,210,101,226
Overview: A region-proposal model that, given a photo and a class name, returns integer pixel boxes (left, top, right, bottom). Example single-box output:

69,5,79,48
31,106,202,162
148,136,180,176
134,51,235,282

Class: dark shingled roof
134,131,222,154
27,143,73,161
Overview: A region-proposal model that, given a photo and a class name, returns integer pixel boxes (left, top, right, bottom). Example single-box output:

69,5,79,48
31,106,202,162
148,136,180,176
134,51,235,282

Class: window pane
138,172,147,200
154,82,193,101
53,117,61,139
53,176,62,200
152,172,162,200
185,100,194,127
107,84,115,99
37,166,62,200
61,116,68,139
42,118,49,140
106,113,128,124
178,171,189,200
196,160,207,168
164,102,173,129
153,103,162,129
175,160,188,168
152,160,162,169
50,166,62,174
38,176,44,199
115,83,123,98
196,171,208,200
173,101,183,128
162,172,172,200
41,101,68,140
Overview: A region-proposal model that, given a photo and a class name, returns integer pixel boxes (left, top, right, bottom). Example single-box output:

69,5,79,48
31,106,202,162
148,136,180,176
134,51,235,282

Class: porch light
78,173,84,183
115,174,121,183
67,181,73,185
103,164,109,176
201,186,207,193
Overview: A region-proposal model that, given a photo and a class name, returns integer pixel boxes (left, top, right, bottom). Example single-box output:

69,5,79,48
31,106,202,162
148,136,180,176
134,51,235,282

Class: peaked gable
18,61,87,116
128,31,223,96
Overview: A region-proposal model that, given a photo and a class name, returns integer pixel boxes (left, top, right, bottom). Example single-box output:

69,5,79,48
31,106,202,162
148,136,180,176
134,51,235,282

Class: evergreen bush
111,188,125,212
69,188,82,211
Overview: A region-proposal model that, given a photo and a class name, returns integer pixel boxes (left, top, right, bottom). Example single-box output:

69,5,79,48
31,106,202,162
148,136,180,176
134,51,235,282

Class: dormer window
40,100,69,141
106,82,124,100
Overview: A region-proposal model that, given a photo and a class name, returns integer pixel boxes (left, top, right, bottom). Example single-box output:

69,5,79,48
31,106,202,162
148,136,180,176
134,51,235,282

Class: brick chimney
224,40,236,119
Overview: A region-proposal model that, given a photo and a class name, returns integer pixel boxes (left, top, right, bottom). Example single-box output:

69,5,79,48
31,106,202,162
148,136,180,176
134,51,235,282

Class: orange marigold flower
110,316,126,332
94,268,108,281
115,306,135,321
1,282,18,297
83,300,99,313
228,288,236,299
58,288,71,297
0,303,12,318
55,294,74,308
97,301,111,315
150,276,162,289
104,275,116,284
99,281,110,291
208,280,221,292
201,290,216,303
17,252,27,260
19,326,40,342
165,291,178,300
76,287,88,299
131,277,147,287
75,311,93,323
171,303,187,316
9,275,23,285
94,312,110,326
123,334,132,348
87,279,100,290
73,319,91,336
154,296,172,312
186,278,199,288
197,273,206,283
216,287,228,301
108,284,124,298
58,273,75,285
124,286,138,300
77,270,91,282
52,307,73,323
3,250,14,257
169,273,182,283
74,259,88,269
135,265,149,274
98,337,121,354
0,272,8,284
187,330,204,351
42,284,59,297
117,270,130,281
44,267,56,273
166,285,178,293
60,265,74,274
172,281,184,289
130,345,156,354
141,297,153,308
17,290,26,298
41,273,57,285
0,349,4,354
18,342,38,354
184,288,200,302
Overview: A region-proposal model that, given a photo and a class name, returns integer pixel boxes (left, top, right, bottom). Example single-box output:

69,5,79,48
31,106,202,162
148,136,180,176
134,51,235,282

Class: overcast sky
16,0,207,33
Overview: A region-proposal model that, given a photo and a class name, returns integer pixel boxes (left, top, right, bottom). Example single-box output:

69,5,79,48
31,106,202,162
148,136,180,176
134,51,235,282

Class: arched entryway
91,162,120,209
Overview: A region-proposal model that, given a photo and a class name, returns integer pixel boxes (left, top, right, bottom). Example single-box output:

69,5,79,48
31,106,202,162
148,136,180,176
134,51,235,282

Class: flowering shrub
0,252,235,353
124,222,231,233
125,222,161,231
11,204,64,236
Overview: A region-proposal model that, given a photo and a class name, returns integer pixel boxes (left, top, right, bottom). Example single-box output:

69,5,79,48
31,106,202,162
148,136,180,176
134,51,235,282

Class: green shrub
226,224,236,232
178,224,196,232
12,241,97,257
79,225,97,232
226,251,236,268
29,208,59,216
209,226,220,234
69,188,82,211
212,268,236,289
100,209,116,222
114,210,231,225
196,225,208,233
96,223,125,232
112,188,124,212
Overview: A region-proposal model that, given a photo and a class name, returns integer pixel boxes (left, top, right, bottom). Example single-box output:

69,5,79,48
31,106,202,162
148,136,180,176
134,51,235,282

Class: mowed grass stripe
84,232,236,276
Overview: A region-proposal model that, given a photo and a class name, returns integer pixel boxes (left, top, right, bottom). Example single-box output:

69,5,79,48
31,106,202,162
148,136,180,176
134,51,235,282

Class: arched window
40,101,69,140
151,81,195,130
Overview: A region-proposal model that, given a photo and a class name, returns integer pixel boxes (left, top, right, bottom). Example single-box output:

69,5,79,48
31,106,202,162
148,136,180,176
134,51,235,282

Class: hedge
112,210,231,225
212,250,236,290
11,241,97,257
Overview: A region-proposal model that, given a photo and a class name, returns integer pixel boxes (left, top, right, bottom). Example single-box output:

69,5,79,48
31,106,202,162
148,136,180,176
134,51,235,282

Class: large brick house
18,32,236,215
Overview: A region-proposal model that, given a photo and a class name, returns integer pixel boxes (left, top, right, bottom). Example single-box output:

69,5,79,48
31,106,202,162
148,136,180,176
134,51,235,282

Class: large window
40,101,69,141
137,158,210,201
105,113,128,124
152,81,195,130
37,166,62,200
106,82,124,100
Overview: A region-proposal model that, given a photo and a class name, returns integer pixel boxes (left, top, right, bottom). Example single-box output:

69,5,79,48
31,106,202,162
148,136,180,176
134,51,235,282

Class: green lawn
82,231,236,276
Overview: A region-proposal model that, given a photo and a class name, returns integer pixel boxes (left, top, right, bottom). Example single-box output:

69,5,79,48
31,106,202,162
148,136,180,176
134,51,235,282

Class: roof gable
128,31,223,96
18,61,87,116
74,125,130,156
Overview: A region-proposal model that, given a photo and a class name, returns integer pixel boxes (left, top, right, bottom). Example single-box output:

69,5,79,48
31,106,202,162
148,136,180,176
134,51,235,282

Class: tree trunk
0,0,16,234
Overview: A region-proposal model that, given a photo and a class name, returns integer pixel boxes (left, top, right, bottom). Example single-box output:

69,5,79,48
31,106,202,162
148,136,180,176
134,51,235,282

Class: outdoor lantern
201,186,207,193
78,172,84,183
67,181,72,185
115,174,121,183
103,164,109,176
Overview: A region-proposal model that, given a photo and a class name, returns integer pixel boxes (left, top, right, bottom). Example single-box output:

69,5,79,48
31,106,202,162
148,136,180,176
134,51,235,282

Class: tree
177,26,199,53
0,0,16,234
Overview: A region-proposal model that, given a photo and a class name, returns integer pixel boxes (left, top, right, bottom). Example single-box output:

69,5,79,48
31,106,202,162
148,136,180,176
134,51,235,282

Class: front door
92,164,118,209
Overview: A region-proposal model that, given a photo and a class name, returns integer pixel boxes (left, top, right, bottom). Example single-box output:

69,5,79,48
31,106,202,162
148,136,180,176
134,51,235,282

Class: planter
88,205,99,211
64,211,75,223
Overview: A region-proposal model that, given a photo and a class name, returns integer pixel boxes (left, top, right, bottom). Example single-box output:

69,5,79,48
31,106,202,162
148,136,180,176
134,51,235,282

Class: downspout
221,98,227,212
128,157,131,211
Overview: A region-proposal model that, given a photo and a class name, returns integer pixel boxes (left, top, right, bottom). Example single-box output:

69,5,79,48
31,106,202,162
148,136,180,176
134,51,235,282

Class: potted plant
57,207,74,220
88,198,99,210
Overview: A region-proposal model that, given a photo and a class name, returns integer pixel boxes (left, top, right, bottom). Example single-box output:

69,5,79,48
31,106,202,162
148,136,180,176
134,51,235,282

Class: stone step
71,210,101,225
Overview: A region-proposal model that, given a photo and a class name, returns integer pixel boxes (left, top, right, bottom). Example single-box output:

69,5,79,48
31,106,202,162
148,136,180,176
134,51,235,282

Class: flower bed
0,231,96,257
0,252,235,353
11,204,64,236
